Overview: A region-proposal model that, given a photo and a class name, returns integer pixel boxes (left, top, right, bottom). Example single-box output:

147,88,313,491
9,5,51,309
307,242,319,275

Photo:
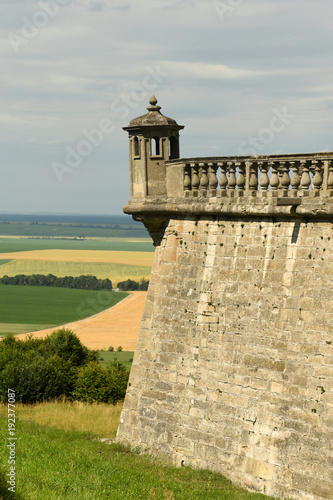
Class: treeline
0,330,129,404
117,278,149,291
0,274,112,290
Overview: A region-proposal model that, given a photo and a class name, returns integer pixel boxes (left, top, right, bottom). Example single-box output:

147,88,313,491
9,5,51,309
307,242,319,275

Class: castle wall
117,215,333,500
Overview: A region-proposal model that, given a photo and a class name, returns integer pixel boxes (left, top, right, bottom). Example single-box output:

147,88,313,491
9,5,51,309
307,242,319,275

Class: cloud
1,0,333,214
88,0,106,12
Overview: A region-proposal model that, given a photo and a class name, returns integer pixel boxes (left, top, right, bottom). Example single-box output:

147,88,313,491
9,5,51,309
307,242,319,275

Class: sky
1,0,333,215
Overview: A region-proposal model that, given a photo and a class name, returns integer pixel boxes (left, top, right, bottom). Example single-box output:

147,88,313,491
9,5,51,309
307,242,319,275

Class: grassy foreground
0,402,277,500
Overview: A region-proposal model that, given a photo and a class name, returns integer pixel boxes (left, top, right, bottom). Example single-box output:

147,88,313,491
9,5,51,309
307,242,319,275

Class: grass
0,401,123,437
98,351,134,370
0,285,128,325
0,402,278,500
0,237,154,254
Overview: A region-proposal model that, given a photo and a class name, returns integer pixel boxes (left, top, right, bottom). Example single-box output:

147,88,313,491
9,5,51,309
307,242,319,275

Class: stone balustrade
126,153,333,245
166,153,333,199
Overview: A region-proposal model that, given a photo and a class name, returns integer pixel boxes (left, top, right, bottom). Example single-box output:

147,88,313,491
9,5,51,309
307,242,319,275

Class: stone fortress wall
117,98,333,500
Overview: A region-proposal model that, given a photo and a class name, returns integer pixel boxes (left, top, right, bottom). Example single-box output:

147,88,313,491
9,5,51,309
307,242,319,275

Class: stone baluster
191,163,200,197
259,161,269,195
269,161,279,196
218,162,228,197
327,159,333,196
249,161,258,194
312,160,323,195
300,160,311,195
208,163,218,196
199,163,209,196
277,161,283,192
236,161,245,196
279,161,290,196
227,161,236,196
184,165,192,197
290,161,301,196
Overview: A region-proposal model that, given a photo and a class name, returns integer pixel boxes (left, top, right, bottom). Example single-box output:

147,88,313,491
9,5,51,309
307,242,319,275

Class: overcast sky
1,0,332,215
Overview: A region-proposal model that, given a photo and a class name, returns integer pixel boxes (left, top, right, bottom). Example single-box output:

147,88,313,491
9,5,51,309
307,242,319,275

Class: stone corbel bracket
132,214,169,246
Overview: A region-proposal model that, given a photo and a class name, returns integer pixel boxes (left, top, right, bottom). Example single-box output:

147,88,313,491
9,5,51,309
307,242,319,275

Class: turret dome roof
124,96,183,129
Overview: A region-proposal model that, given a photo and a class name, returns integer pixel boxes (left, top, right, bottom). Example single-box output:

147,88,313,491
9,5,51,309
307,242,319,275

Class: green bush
117,278,149,291
44,328,99,366
116,346,123,352
73,360,129,404
0,330,100,404
0,333,80,403
108,345,114,352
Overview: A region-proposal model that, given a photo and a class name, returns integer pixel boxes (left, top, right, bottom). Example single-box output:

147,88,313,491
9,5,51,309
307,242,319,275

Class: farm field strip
0,236,154,253
0,221,148,238
0,249,154,266
0,260,151,282
0,323,56,334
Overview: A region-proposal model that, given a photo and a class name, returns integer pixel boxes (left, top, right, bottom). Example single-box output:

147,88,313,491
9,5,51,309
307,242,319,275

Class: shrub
0,330,98,404
73,360,129,404
108,346,114,352
0,337,78,404
117,278,149,291
116,346,123,352
105,360,129,404
44,329,99,366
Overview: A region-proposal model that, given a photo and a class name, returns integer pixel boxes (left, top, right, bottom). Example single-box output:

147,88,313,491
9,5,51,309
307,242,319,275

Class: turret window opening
169,136,179,159
133,137,140,157
151,137,160,156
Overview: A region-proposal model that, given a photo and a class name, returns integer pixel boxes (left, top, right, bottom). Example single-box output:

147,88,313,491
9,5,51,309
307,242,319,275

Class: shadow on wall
291,221,301,244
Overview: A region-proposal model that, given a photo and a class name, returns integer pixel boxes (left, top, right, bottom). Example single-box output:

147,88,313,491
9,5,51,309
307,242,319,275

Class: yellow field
16,291,147,351
0,250,153,284
0,249,153,266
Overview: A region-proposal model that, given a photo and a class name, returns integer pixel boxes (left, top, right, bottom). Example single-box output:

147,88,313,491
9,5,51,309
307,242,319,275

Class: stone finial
147,95,161,112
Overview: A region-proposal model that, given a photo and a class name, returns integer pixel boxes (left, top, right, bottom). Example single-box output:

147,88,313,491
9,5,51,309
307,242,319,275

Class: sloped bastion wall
117,99,333,499
118,209,333,499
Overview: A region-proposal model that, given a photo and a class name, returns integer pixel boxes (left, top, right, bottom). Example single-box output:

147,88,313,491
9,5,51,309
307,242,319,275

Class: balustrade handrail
166,152,333,198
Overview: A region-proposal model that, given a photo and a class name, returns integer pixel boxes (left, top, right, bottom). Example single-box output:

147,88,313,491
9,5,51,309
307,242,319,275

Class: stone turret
123,96,184,199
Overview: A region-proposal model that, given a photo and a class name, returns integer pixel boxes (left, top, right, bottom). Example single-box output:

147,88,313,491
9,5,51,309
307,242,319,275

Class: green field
0,237,154,254
0,285,128,328
0,221,147,238
99,351,134,370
